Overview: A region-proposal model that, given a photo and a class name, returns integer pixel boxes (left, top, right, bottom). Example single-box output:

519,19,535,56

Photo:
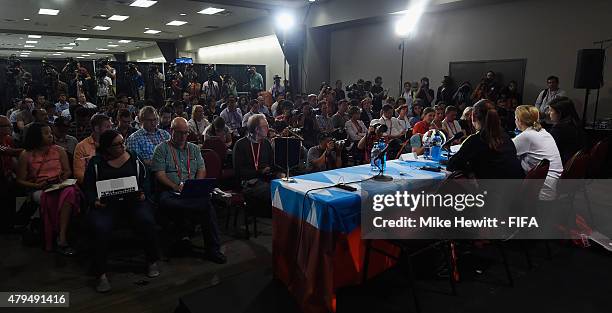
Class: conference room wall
329,0,612,120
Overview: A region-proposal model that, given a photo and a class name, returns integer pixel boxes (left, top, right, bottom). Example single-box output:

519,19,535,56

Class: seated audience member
219,95,242,135
102,100,117,123
307,133,343,173
233,114,277,217
53,117,78,156
114,108,137,139
158,105,174,133
84,130,160,292
441,106,465,143
360,97,376,127
372,104,404,139
16,123,80,254
12,98,35,140
173,100,189,120
513,105,563,200
331,99,350,129
68,107,94,141
535,75,566,125
44,102,58,124
203,117,232,147
432,104,445,130
409,100,424,127
547,97,586,165
412,107,436,135
77,93,97,109
126,106,171,167
396,103,411,133
453,81,473,111
152,117,226,264
270,94,285,117
496,96,516,132
357,122,388,163
55,93,70,115
300,105,320,148
345,106,367,142
204,97,219,123
447,100,524,179
0,115,22,231
316,101,335,132
60,97,78,120
188,104,210,139
242,100,261,127
74,114,113,184
459,106,476,136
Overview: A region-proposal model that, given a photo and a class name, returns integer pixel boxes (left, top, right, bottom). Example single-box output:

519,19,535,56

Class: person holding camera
127,64,144,101
16,123,81,254
370,104,404,140
270,75,286,100
152,66,165,105
96,69,113,107
416,77,435,107
357,123,388,163
371,76,387,113
306,133,343,173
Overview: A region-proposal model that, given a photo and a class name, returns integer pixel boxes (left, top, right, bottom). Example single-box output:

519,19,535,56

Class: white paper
400,152,418,161
450,144,462,153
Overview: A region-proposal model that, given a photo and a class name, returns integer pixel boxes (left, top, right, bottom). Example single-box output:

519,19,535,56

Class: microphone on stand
441,131,464,151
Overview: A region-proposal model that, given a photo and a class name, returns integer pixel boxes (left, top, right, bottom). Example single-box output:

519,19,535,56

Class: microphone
442,131,464,150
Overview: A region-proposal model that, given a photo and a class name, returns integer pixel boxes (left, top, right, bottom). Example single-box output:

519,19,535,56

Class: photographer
222,74,238,98
334,80,346,102
357,123,388,163
416,77,435,107
127,64,144,100
453,81,472,112
371,77,387,112
306,133,343,173
102,61,117,97
269,75,285,100
96,68,112,107
202,74,220,99
5,56,25,100
151,66,165,106
165,63,183,100
316,100,335,133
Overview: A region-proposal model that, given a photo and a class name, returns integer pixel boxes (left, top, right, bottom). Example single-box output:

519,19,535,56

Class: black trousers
89,199,159,275
242,180,272,218
159,191,221,253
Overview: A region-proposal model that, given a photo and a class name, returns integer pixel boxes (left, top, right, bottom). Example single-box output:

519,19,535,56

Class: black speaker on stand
574,49,605,126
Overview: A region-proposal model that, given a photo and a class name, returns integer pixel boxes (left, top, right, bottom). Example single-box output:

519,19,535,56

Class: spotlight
275,12,295,32
394,0,428,37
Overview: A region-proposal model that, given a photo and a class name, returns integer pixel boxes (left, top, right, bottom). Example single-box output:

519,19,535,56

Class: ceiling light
63,47,74,50
144,29,161,34
275,12,295,31
166,20,187,26
81,55,90,57
25,41,38,44
20,55,29,57
144,27,150,30
28,35,41,38
88,52,96,55
22,50,32,52
130,0,157,8
118,40,131,43
52,53,62,56
179,13,187,16
198,7,225,15
93,26,110,31
76,57,84,59
23,18,31,21
81,28,88,31
107,44,119,47
97,48,109,51
108,15,129,21
38,9,60,16
100,14,107,18
68,43,76,45
76,37,89,41
24,45,35,48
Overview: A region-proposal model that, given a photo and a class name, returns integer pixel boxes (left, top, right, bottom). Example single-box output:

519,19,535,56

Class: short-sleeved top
28,145,63,184
306,146,337,172
126,128,171,163
151,141,205,185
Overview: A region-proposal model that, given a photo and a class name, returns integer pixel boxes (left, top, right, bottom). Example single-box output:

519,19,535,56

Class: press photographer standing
247,66,264,99
416,77,435,107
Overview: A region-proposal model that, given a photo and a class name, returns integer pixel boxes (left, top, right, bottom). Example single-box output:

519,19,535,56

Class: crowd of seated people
0,67,589,293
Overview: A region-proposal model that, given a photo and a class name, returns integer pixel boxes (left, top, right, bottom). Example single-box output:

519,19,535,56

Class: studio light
275,12,295,32
394,0,428,37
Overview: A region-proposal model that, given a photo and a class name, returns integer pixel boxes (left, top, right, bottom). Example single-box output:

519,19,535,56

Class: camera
371,123,388,134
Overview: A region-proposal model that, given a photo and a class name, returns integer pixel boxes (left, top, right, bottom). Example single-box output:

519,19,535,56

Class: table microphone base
372,174,393,182
282,177,296,183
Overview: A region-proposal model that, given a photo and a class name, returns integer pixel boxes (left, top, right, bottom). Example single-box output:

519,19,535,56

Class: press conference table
271,158,447,313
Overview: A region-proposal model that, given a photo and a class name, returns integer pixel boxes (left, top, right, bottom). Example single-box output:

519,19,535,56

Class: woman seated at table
513,105,563,200
83,129,160,293
16,122,81,255
447,100,524,179
412,107,437,136
547,97,586,165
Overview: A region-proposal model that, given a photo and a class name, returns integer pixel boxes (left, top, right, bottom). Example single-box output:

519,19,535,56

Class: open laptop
177,178,217,198
96,176,139,200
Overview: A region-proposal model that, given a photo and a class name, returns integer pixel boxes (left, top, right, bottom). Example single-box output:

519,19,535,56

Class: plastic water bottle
370,140,381,171
378,140,387,172
430,133,442,162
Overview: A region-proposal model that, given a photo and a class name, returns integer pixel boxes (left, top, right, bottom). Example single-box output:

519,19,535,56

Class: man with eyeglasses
152,117,226,264
219,95,242,135
74,114,113,184
126,106,171,167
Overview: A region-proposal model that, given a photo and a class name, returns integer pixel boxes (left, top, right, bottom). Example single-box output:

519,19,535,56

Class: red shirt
412,120,430,135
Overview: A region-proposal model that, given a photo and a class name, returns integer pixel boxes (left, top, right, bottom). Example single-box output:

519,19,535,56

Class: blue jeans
89,199,159,275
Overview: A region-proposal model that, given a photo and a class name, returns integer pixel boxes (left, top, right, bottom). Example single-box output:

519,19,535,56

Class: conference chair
558,150,591,237
201,149,254,238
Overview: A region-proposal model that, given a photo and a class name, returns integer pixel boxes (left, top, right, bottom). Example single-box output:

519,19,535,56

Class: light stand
398,39,406,99
582,88,590,127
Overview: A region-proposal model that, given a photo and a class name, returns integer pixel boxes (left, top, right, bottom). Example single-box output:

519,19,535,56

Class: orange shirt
73,136,96,184
28,145,63,184
412,120,430,135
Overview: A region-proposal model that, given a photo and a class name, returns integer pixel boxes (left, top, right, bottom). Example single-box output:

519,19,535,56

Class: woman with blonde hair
512,105,563,200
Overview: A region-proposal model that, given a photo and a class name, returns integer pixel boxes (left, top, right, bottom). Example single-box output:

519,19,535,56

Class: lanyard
352,120,363,133
167,141,191,180
250,141,261,171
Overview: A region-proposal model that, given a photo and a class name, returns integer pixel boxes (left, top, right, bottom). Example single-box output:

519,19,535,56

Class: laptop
96,176,139,200
177,178,217,198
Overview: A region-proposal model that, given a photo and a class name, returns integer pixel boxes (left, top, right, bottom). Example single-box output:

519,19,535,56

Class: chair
203,137,235,184
201,149,253,238
587,139,609,179
558,150,591,234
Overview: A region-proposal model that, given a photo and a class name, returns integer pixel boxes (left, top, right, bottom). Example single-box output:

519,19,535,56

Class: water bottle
423,137,431,160
370,140,381,171
430,133,442,162
378,139,387,172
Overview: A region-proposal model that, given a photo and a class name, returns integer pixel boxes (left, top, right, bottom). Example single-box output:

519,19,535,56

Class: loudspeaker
574,49,605,89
